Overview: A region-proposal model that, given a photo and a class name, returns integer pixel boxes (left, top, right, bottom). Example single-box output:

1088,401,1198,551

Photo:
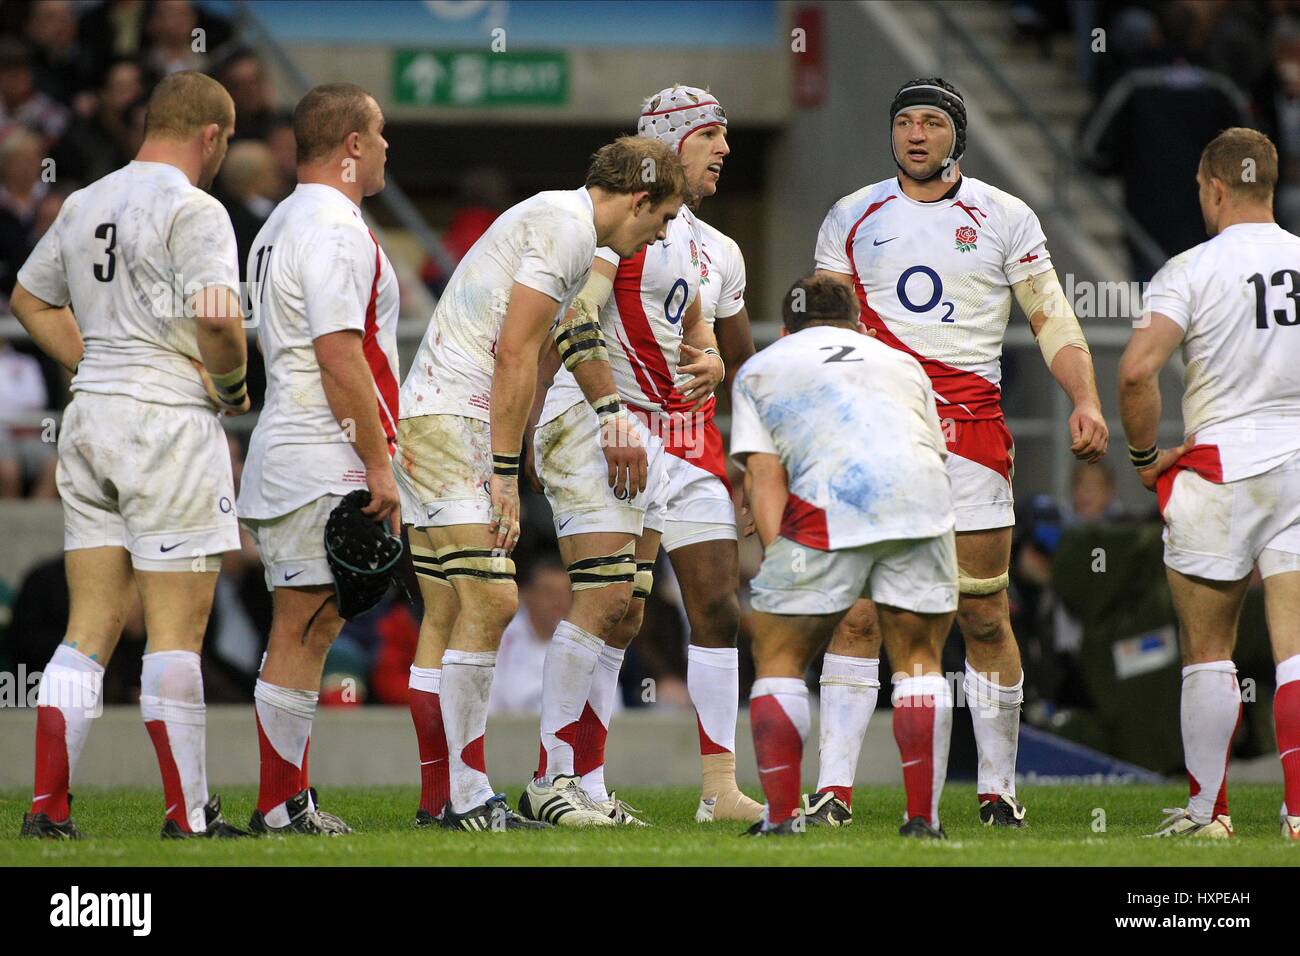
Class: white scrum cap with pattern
637,85,727,153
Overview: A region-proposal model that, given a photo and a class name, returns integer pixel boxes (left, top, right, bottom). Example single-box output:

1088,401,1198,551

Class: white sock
254,679,317,827
1181,660,1240,824
580,644,625,803
539,621,603,783
688,645,740,754
409,665,441,694
33,644,104,812
441,649,497,813
816,654,879,797
141,650,208,833
963,663,1023,799
892,674,954,829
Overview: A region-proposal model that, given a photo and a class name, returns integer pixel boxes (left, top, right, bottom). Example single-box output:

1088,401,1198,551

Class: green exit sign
394,50,568,107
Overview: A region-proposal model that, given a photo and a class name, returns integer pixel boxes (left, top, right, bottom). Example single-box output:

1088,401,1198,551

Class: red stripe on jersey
948,418,1015,481
779,492,830,550
614,248,683,408
363,232,398,455
1156,444,1224,516
671,412,730,486
844,200,1002,422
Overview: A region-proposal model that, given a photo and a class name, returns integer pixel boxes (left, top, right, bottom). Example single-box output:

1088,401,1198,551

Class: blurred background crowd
0,0,1291,775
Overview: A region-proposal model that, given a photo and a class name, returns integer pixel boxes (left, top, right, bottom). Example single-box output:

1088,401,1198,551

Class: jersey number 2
92,222,116,282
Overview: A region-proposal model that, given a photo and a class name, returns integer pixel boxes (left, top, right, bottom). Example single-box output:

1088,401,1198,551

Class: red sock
572,703,607,778
827,785,853,808
750,694,804,823
534,742,547,782
410,688,450,815
1276,680,1300,816
31,706,70,820
256,711,305,815
145,720,190,832
893,696,937,824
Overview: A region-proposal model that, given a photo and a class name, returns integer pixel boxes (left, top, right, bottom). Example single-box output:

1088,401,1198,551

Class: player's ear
202,122,219,151
856,320,869,336
630,190,651,215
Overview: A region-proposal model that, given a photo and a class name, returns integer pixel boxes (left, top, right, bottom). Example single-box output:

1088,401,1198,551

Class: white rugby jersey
730,324,953,550
814,176,1051,422
1144,221,1300,482
695,215,746,327
17,160,239,409
237,183,400,519
403,187,596,422
540,206,703,426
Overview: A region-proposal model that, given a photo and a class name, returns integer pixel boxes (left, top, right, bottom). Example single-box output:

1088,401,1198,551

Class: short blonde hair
293,83,376,165
1200,127,1278,201
144,71,234,141
585,136,688,208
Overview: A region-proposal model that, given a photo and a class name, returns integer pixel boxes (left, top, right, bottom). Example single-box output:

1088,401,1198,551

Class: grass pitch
1,784,1297,866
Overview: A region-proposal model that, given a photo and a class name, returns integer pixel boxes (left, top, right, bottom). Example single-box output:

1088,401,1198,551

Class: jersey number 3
92,222,116,282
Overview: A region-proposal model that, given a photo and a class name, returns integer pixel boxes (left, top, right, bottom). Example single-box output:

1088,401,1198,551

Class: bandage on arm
552,269,613,372
1013,269,1089,369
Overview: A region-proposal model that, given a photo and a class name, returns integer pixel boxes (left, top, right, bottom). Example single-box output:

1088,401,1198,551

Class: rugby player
806,77,1107,828
399,137,688,830
16,72,249,839
736,275,958,837
238,83,398,836
1119,128,1300,840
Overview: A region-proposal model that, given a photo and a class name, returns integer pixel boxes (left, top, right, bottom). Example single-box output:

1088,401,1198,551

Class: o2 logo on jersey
613,485,631,501
664,277,689,326
897,265,955,324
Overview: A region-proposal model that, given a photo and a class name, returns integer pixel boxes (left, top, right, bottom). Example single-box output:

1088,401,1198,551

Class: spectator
50,57,144,186
216,139,282,273
0,338,52,497
0,38,68,143
489,558,572,714
421,166,511,292
143,0,207,77
0,128,49,239
1078,3,1253,279
79,0,149,78
263,115,297,195
1066,460,1126,524
1256,17,1300,231
215,49,278,142
25,1,98,105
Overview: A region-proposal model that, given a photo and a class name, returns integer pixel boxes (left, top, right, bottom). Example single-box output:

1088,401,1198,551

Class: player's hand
1136,435,1195,492
489,474,522,552
1068,402,1108,463
599,412,648,499
190,358,250,416
362,463,401,535
523,437,543,493
738,498,757,538
678,344,724,409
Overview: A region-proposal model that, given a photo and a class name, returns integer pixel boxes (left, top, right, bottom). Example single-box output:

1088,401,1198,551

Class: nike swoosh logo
419,758,447,766
165,803,177,815
900,758,924,768
285,570,304,581
426,507,444,519
873,237,898,246
558,516,574,529
757,765,790,774
160,541,186,553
